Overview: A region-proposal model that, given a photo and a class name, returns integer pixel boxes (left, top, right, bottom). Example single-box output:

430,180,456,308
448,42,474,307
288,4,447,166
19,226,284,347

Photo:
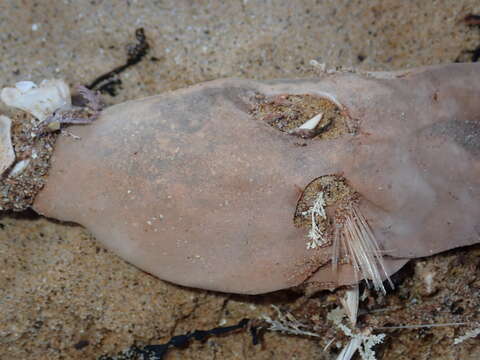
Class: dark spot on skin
475,224,480,238
220,86,256,114
150,86,254,134
428,120,480,156
150,90,216,134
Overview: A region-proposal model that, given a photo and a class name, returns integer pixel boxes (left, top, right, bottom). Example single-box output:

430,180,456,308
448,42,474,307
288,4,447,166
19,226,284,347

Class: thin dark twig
456,14,480,63
464,14,480,26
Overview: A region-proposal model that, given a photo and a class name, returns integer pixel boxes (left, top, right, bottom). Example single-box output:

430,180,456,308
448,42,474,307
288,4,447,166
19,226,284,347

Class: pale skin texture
34,63,480,294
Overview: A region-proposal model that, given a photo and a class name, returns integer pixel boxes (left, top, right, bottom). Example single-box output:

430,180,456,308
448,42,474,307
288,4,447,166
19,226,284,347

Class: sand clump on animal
250,93,353,139
0,112,58,211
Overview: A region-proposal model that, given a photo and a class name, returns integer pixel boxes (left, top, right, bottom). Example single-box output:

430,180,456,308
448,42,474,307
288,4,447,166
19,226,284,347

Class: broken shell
299,112,323,130
1,79,71,122
0,115,15,175
8,159,30,177
289,112,327,138
15,80,37,93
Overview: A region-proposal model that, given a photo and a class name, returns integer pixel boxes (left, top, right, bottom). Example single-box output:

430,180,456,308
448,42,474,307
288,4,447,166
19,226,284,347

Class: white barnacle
1,79,71,121
0,115,15,175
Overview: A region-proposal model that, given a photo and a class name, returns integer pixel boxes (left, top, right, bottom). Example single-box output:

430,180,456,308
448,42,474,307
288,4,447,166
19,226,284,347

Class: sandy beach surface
1,1,479,359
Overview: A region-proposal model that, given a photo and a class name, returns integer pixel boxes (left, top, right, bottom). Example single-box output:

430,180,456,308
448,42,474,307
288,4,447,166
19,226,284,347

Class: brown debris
0,112,58,211
295,176,356,224
0,85,103,211
250,93,353,139
294,175,356,247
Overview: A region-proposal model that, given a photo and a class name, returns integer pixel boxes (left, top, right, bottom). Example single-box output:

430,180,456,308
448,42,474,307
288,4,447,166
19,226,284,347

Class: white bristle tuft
333,204,393,294
332,223,342,274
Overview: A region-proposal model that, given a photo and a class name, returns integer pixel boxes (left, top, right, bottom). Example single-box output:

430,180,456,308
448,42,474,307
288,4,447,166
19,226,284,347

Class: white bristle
336,337,362,360
333,204,393,294
340,284,359,327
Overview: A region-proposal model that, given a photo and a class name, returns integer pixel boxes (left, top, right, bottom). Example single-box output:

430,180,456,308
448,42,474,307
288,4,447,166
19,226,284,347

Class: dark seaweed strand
98,318,258,360
456,14,480,63
464,14,480,26
87,28,150,96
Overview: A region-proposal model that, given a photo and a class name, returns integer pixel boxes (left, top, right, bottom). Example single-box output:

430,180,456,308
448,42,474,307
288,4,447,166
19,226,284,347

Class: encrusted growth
0,83,102,211
295,175,393,293
295,175,355,249
250,93,354,139
261,305,320,338
0,112,58,211
303,191,328,249
328,306,386,360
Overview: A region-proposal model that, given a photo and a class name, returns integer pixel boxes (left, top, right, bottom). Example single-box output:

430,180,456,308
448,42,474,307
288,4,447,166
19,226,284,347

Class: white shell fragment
309,60,327,72
299,112,323,130
0,115,15,175
15,81,37,93
1,79,71,122
8,159,30,177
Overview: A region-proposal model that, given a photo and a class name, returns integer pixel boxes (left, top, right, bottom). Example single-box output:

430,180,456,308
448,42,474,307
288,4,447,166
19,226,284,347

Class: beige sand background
1,0,480,359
